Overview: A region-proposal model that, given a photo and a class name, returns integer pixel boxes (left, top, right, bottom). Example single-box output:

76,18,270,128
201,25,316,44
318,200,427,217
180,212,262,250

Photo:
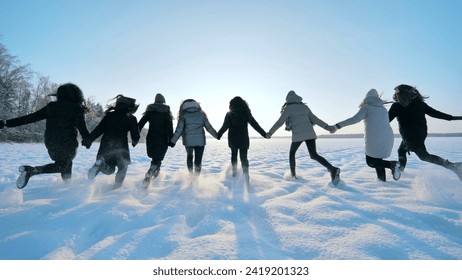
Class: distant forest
0,41,104,142
318,133,462,139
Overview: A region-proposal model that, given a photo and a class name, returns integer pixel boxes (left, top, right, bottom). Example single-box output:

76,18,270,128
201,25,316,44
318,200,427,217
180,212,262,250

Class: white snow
1,137,461,260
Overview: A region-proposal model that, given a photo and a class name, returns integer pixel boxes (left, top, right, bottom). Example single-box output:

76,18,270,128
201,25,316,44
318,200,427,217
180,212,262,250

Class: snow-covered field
1,137,461,260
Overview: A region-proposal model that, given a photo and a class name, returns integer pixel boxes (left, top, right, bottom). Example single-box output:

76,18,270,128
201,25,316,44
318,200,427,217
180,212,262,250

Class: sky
1,0,462,136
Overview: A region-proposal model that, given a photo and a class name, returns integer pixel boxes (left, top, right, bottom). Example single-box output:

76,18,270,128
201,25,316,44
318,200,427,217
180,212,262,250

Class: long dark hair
55,83,89,112
105,94,139,114
393,84,428,106
229,96,250,114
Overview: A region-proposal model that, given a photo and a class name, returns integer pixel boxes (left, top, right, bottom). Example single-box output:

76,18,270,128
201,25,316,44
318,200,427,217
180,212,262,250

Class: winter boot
444,161,462,181
142,164,159,188
377,173,386,182
231,164,237,177
390,161,401,181
17,166,40,189
61,161,73,183
148,164,160,178
290,171,297,179
398,156,407,172
243,166,250,183
194,165,202,176
88,158,104,180
330,167,341,186
113,167,127,190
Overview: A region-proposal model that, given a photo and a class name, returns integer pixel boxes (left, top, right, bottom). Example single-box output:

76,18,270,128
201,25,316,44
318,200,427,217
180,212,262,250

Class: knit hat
155,93,166,104
286,90,303,103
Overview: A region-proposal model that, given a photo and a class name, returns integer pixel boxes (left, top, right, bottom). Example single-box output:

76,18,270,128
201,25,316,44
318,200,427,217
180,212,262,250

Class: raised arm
268,109,289,137
335,107,367,129
424,103,456,121
5,106,47,128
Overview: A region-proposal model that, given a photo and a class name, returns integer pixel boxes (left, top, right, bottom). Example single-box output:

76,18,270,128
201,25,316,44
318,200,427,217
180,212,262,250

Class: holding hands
81,137,92,149
325,125,337,134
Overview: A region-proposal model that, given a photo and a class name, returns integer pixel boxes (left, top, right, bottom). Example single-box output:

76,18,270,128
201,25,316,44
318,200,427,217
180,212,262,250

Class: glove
0,120,5,129
168,141,176,148
453,116,462,120
265,132,272,139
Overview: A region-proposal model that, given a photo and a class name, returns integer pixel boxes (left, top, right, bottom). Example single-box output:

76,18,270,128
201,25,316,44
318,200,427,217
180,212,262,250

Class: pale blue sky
1,0,461,136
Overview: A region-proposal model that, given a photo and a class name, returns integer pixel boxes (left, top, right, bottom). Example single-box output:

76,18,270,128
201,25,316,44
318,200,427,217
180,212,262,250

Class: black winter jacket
217,109,266,149
85,111,140,166
6,101,89,161
138,104,173,159
389,100,454,147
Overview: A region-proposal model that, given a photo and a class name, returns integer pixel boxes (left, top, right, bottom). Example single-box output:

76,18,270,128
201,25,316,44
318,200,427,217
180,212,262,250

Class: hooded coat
138,100,173,160
217,105,266,150
171,100,218,147
6,100,89,161
336,89,394,158
268,91,328,142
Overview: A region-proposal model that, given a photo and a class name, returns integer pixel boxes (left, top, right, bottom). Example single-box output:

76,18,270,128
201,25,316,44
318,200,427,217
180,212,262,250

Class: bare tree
1,41,105,142
0,42,32,120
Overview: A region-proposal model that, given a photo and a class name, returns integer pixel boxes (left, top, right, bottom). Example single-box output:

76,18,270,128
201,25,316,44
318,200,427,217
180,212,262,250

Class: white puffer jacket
269,91,329,142
336,89,394,158
171,100,218,147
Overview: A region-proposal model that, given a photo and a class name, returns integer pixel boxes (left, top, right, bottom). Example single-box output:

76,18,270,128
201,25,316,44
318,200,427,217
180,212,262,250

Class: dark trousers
365,155,394,181
186,146,205,174
38,160,73,181
99,159,129,187
41,146,77,181
148,143,168,168
289,139,334,176
231,147,249,174
398,140,447,170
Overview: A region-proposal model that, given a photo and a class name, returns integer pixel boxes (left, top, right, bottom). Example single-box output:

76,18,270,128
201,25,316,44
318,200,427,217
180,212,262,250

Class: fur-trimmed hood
360,89,384,107
145,103,170,113
181,100,201,112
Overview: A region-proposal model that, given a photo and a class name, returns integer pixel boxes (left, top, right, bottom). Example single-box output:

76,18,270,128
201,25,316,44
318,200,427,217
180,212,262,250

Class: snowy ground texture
1,138,461,260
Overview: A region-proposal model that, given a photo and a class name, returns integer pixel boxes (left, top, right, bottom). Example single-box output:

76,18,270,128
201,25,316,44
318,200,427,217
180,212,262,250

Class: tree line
0,41,104,142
